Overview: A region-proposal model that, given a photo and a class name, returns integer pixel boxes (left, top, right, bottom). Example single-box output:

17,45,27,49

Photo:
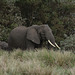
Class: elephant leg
38,40,44,48
26,40,35,50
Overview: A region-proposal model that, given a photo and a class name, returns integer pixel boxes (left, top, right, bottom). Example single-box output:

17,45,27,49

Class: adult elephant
8,25,60,50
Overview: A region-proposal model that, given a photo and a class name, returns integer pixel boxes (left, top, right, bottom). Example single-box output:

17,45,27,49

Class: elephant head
26,25,60,49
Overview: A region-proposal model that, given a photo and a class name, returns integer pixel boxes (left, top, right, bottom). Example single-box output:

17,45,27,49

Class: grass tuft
0,48,75,75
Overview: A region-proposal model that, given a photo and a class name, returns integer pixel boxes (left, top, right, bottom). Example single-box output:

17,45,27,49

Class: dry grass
0,48,75,75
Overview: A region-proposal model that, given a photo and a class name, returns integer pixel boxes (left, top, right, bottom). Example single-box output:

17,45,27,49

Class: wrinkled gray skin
0,41,8,50
8,25,56,50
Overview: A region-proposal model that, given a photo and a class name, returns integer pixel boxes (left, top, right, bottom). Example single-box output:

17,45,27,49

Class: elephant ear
27,28,40,44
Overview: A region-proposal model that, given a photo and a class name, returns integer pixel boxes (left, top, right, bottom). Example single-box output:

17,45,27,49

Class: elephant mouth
48,40,61,49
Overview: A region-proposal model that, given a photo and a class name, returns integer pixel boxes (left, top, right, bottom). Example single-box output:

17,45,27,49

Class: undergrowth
0,48,75,75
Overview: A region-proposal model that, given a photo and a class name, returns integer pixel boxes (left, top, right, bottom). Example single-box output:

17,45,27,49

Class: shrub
60,34,75,52
0,1,26,41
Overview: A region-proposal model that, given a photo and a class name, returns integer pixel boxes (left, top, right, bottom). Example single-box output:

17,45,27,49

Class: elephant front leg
26,40,35,50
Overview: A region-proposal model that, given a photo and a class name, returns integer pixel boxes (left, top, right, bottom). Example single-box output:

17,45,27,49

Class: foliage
0,26,10,41
0,1,25,41
0,49,75,75
60,34,75,51
15,0,75,43
0,0,75,45
15,0,60,26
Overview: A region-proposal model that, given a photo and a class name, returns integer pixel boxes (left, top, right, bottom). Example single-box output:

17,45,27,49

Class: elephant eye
40,30,45,35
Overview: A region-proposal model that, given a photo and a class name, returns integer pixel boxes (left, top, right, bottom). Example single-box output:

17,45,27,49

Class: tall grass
0,48,75,75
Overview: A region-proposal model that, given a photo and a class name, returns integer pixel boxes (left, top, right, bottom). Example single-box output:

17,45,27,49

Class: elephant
8,25,60,50
0,41,8,50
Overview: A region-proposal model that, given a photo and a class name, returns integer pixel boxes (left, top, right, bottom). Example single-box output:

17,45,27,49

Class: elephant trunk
45,30,60,49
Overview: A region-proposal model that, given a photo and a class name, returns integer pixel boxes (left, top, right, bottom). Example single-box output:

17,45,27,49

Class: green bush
0,0,75,44
60,34,75,51
0,25,10,41
0,1,25,41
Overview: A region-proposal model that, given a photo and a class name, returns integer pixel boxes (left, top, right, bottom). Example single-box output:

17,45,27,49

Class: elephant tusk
55,43,61,49
48,40,55,47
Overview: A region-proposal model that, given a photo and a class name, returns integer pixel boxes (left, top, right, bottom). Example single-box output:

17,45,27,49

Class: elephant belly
14,40,26,49
8,37,26,50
